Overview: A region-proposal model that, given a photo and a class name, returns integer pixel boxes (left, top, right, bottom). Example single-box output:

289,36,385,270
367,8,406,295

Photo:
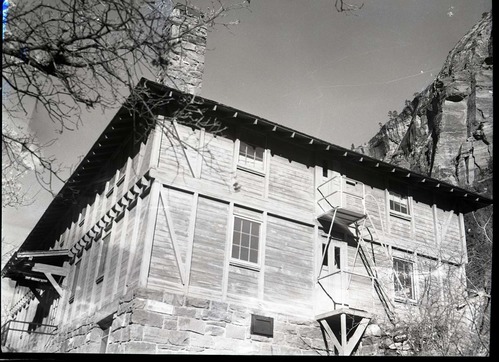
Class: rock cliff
357,13,492,354
358,12,492,196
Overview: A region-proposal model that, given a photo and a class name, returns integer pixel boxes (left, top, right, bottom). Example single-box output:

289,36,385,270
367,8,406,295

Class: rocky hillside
357,12,492,196
357,12,492,355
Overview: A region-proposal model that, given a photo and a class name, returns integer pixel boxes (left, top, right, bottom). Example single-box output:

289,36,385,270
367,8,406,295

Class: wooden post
123,196,143,295
344,317,370,355
138,180,161,288
159,189,186,285
258,211,268,300
184,192,199,293
340,313,347,355
319,319,343,355
111,209,129,299
222,202,235,301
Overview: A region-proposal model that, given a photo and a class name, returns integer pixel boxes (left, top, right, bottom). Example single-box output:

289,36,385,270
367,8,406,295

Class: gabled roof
2,78,493,277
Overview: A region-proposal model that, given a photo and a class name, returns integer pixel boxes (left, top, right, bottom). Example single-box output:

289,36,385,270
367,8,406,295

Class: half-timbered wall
145,121,467,322
5,118,471,353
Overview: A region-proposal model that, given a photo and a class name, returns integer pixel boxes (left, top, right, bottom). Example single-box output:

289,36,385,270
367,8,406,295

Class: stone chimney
158,4,207,95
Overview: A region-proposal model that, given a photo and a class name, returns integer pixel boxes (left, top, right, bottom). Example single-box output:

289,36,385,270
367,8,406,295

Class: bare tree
2,0,249,204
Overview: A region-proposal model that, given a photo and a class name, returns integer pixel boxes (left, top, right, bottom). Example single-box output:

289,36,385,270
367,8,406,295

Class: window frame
388,191,411,219
230,215,262,270
393,257,416,302
237,140,266,175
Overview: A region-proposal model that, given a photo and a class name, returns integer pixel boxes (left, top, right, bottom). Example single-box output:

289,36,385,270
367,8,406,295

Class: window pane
240,247,249,261
251,223,260,236
250,235,259,249
242,220,251,234
232,245,239,259
322,244,328,267
249,249,258,263
334,247,341,269
234,217,242,231
241,233,250,248
232,230,241,245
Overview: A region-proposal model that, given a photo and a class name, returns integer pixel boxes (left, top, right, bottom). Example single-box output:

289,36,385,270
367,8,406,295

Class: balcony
317,175,365,227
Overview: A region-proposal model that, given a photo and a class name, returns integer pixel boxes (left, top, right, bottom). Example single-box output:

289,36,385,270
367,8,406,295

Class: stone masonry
158,5,207,95
45,288,328,355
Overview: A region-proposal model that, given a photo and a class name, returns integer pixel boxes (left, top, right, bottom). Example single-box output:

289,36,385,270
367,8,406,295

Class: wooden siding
263,215,315,309
226,264,259,299
199,132,234,188
148,187,193,290
236,168,265,198
268,154,315,214
189,196,229,297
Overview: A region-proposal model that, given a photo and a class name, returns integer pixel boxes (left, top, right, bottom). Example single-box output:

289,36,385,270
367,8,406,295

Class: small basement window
251,314,273,337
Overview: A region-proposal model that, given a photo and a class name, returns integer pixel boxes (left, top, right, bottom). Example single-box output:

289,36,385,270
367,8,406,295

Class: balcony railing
1,320,57,348
317,269,376,309
317,175,365,215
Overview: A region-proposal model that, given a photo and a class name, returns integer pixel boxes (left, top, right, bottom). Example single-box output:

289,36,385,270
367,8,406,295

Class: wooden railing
317,175,365,214
1,320,57,348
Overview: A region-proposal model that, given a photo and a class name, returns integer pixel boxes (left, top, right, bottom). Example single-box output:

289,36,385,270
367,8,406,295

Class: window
321,243,329,267
393,258,415,300
97,315,113,353
231,217,260,264
322,160,328,178
96,233,111,283
251,314,273,337
69,259,81,303
238,141,265,171
389,191,410,216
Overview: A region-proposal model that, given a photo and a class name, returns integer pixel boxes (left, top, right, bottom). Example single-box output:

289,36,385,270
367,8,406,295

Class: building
1,5,492,356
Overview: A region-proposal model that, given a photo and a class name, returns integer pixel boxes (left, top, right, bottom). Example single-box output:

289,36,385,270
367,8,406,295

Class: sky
1,0,492,263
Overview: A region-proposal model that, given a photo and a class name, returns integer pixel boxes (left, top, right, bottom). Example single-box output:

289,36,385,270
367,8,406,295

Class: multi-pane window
238,141,264,171
231,217,260,264
389,191,410,215
393,258,415,300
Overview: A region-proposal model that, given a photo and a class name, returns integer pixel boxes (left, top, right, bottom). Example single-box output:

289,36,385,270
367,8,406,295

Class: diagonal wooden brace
43,272,63,297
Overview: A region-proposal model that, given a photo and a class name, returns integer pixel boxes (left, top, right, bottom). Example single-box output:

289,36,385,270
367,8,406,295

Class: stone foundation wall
46,287,328,355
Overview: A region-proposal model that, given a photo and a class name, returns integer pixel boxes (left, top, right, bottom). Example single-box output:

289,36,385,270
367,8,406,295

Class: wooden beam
345,317,370,355
44,272,63,297
222,202,234,301
29,287,43,303
138,180,161,288
32,263,68,277
319,319,343,355
172,120,196,178
123,196,143,295
184,192,199,293
340,313,347,355
160,190,186,285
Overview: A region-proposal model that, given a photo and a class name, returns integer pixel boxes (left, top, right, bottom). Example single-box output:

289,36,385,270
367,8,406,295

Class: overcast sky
2,0,492,257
